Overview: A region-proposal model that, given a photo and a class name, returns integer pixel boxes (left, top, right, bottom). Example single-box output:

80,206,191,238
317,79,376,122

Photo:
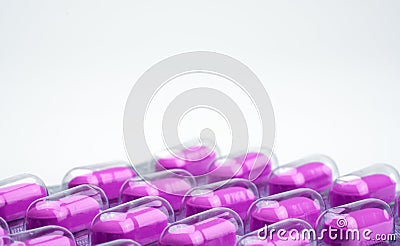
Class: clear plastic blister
206,148,278,196
62,161,136,206
159,207,244,246
0,174,48,233
0,237,18,246
237,218,317,246
267,154,339,199
316,198,394,245
93,239,140,246
10,225,76,246
120,169,196,214
330,163,400,208
181,178,258,221
90,196,174,245
153,140,219,178
0,216,9,236
25,184,108,244
246,188,324,232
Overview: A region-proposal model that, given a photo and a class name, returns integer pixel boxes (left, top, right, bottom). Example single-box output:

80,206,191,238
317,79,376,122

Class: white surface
0,1,400,185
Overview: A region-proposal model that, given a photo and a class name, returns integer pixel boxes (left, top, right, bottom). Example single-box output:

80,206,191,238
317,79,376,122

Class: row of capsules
0,141,399,245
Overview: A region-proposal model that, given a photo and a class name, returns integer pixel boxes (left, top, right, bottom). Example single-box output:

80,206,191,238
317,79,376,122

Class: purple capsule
63,162,136,206
155,144,217,176
159,208,243,246
183,179,258,220
268,155,338,196
237,219,315,246
317,198,393,245
0,227,6,237
0,174,48,232
120,169,195,212
23,235,76,246
207,150,277,195
0,237,17,246
94,239,140,246
329,164,399,207
26,185,108,235
10,226,76,246
247,188,324,232
91,196,173,245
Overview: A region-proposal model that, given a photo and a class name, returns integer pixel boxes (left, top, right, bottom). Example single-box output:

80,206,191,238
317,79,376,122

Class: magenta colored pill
249,196,321,231
0,183,47,222
94,239,140,246
208,152,276,187
186,186,256,220
323,208,393,245
329,163,400,208
159,217,237,246
21,234,76,246
268,162,333,195
121,178,192,211
155,145,216,176
317,199,394,245
0,237,13,245
9,225,76,246
91,207,168,245
330,174,396,207
0,227,6,236
68,167,136,203
26,195,101,233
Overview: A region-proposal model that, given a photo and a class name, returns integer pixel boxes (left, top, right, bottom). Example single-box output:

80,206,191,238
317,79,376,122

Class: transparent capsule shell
330,163,400,208
0,174,48,233
159,207,244,246
182,178,258,221
91,196,174,245
206,147,278,196
0,236,17,246
316,198,394,245
10,225,76,246
94,239,140,246
25,184,108,235
62,161,136,206
120,169,196,213
246,188,325,232
267,154,339,197
153,139,219,177
0,216,9,236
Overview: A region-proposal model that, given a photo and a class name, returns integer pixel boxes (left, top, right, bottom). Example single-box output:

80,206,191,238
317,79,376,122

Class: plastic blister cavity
62,161,136,206
10,225,77,246
0,237,17,246
329,163,400,207
25,184,108,236
182,178,258,221
90,196,174,245
246,188,324,232
237,218,316,246
120,169,196,214
316,198,394,245
0,174,48,233
0,216,9,236
159,207,244,246
154,140,218,176
93,239,140,246
267,154,339,197
206,148,277,196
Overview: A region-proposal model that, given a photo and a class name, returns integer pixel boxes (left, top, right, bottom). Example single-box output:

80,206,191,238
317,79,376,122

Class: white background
1,1,399,185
